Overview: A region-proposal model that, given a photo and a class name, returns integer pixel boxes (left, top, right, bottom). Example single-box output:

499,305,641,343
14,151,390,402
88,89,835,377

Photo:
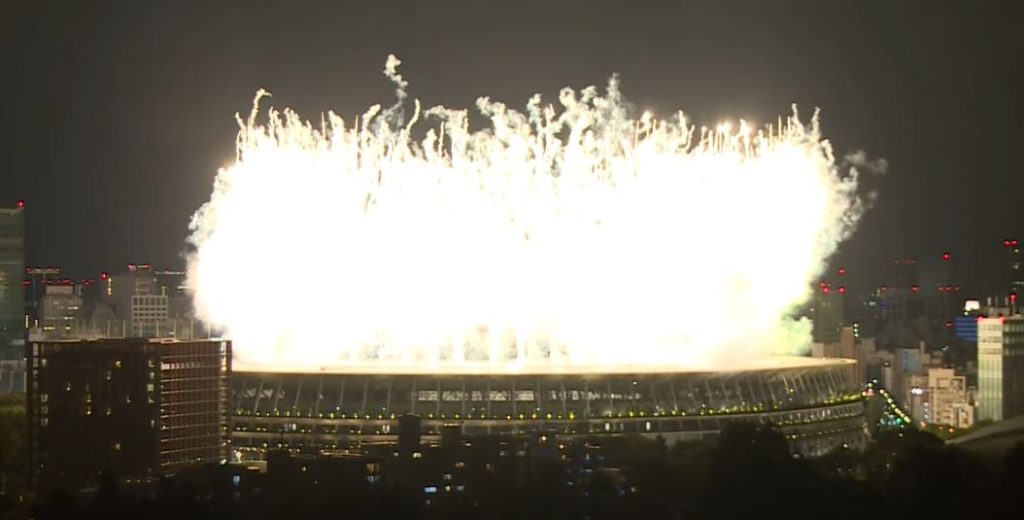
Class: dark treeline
14,424,1024,520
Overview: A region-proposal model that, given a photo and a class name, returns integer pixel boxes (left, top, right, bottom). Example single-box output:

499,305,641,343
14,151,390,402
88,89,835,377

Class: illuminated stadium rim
231,357,866,453
232,355,855,376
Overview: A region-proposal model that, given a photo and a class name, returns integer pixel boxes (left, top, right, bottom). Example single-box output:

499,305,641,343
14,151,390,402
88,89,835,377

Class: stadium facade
232,357,865,456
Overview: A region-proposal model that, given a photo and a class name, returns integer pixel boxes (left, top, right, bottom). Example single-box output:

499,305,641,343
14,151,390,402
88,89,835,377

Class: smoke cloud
186,57,865,372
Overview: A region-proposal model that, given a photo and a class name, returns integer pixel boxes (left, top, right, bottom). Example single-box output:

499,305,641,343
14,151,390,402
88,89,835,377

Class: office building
0,203,24,356
131,292,169,337
25,266,61,329
977,316,1024,421
26,338,232,490
811,289,844,344
104,264,194,338
39,284,83,336
927,368,974,429
1001,238,1024,295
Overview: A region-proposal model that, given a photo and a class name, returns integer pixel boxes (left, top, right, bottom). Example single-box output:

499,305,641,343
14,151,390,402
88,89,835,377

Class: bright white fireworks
187,56,864,372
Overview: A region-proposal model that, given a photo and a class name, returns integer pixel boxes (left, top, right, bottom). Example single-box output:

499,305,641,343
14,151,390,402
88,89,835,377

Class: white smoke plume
186,57,865,372
843,150,888,176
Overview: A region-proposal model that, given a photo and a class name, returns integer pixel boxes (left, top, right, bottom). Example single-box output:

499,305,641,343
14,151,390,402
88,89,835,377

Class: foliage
20,423,1024,520
0,393,27,502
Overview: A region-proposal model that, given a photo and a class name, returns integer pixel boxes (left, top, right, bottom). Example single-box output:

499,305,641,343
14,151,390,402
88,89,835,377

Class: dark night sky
2,1,1022,296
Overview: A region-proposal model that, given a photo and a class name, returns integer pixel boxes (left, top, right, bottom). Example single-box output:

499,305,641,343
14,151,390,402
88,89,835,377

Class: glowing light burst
187,56,864,372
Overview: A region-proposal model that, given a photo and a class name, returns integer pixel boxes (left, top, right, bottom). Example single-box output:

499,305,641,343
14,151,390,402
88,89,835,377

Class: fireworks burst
187,56,864,372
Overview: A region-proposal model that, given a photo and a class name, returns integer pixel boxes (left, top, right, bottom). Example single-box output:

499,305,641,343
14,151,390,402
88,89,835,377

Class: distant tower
1001,238,1024,295
0,202,25,356
811,289,844,344
111,264,169,337
25,267,61,329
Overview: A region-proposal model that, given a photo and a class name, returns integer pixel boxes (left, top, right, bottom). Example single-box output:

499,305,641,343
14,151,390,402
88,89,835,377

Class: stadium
231,356,866,456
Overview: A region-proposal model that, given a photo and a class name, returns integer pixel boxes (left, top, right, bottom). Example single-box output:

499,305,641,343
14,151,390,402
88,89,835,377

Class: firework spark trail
187,56,865,372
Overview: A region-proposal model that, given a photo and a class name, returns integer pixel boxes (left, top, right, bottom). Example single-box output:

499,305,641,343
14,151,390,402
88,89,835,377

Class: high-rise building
26,338,232,490
39,284,83,336
110,263,158,316
0,203,25,357
106,264,192,338
1000,238,1024,295
977,316,1024,421
811,290,843,344
131,292,169,337
25,266,61,329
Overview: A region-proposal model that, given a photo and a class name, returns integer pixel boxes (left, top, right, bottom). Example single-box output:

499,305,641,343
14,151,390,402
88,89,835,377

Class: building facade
39,284,83,336
26,338,232,490
25,267,61,331
130,293,169,337
1001,238,1024,295
811,290,844,344
0,204,24,357
978,316,1024,421
926,368,973,428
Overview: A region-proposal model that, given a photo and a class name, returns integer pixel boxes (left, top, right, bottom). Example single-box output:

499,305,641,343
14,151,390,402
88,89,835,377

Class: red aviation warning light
911,285,919,293
15,200,25,209
945,321,953,329
838,286,846,294
837,267,846,276
100,272,109,281
942,252,951,261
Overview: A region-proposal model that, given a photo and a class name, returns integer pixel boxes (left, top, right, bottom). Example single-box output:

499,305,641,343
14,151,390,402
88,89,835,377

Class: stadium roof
947,415,1024,453
233,355,855,376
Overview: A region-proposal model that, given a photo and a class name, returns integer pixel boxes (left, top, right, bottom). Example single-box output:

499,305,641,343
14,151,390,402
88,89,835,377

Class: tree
0,394,27,499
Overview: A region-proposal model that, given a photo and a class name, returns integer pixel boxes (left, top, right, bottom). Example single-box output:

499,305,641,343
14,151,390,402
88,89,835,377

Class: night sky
2,1,1022,296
